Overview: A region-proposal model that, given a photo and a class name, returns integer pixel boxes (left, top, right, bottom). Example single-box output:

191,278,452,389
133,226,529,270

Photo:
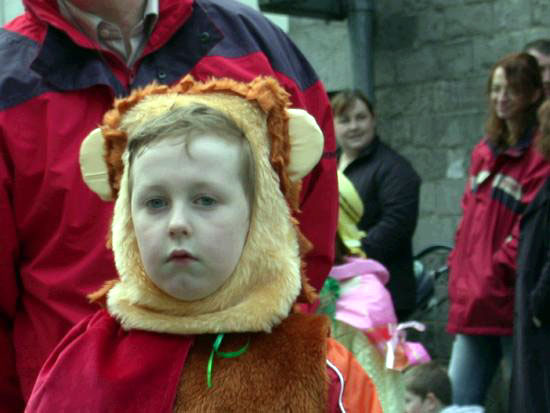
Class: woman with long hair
447,52,550,406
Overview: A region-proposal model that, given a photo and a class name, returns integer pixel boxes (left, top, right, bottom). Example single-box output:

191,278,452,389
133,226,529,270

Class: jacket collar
24,0,194,53
338,135,380,170
26,0,221,96
356,135,380,160
487,124,538,158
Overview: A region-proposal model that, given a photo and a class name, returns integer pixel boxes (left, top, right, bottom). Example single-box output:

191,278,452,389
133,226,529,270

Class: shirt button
199,32,210,43
158,70,167,80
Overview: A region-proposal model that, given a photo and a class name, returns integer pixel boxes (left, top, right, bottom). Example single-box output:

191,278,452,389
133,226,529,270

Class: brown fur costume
174,313,329,412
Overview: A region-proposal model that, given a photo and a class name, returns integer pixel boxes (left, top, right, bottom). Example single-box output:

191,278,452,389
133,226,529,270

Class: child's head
126,104,253,301
403,361,452,413
80,76,324,334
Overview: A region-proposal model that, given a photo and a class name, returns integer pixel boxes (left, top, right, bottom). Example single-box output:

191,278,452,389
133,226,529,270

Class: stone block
402,0,431,13
375,13,418,51
377,83,436,118
432,77,486,113
403,147,447,181
407,115,436,147
435,178,466,215
532,0,550,26
376,85,419,118
443,3,494,39
494,0,532,32
374,1,406,15
374,52,396,87
395,48,439,83
472,33,528,72
432,0,464,9
379,116,413,148
433,112,486,149
374,89,398,118
420,181,437,214
288,19,351,92
435,40,474,79
412,84,439,116
416,10,446,44
413,215,458,251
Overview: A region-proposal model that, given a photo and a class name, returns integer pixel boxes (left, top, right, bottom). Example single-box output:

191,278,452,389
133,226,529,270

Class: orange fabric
327,338,384,413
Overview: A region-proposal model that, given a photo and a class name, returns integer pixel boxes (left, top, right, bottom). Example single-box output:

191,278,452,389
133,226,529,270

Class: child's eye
145,197,168,210
193,195,217,207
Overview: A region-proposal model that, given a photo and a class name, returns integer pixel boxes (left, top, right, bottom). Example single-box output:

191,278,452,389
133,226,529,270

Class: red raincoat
447,131,550,335
25,311,383,412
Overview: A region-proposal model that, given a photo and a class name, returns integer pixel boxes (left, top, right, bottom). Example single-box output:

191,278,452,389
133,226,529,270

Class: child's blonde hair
126,103,255,202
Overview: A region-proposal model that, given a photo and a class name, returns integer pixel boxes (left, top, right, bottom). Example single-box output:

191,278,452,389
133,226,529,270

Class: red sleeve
0,138,24,412
275,75,338,292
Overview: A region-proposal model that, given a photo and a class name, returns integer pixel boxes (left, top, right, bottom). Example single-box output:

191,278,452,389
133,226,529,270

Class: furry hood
83,76,320,334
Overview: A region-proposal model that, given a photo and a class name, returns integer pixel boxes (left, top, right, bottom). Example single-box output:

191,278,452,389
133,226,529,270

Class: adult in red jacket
447,53,550,406
0,1,337,410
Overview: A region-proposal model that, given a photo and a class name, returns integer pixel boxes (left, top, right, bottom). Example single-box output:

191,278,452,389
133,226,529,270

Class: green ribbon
207,333,250,388
317,277,341,319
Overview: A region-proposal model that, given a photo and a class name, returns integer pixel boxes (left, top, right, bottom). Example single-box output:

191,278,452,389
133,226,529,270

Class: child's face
404,390,428,413
130,134,250,301
404,390,441,413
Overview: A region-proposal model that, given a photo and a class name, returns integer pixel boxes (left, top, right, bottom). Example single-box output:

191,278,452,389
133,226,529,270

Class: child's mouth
168,250,196,263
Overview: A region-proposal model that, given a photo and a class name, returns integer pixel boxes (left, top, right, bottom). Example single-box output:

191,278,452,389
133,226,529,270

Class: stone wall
288,0,550,251
288,5,549,410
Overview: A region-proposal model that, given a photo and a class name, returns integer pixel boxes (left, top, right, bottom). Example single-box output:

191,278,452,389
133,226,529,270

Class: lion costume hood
79,75,324,335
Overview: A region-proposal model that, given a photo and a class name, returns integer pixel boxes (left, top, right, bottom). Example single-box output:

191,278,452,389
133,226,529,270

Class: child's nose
168,209,191,237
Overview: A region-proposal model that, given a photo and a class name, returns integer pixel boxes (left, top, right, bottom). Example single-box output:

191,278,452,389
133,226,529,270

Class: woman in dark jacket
331,90,421,320
510,100,550,412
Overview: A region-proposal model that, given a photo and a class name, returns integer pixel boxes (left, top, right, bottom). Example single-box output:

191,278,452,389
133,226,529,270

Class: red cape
26,310,194,412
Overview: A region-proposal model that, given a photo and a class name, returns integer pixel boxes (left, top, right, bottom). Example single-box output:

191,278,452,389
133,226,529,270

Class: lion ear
79,128,113,201
287,108,324,181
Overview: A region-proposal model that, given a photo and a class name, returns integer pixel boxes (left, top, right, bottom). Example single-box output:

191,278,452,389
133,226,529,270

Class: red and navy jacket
0,0,338,409
447,128,550,336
